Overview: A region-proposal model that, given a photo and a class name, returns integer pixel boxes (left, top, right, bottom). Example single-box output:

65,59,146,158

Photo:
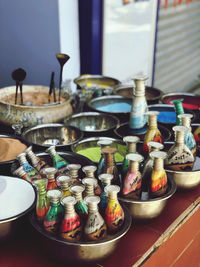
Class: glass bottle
43,189,64,234
172,98,184,125
141,141,164,200
143,111,163,154
25,146,50,177
150,151,168,198
122,135,140,176
178,113,196,157
46,146,69,174
105,185,124,233
97,139,113,176
67,164,81,185
122,153,143,200
84,195,107,241
98,173,113,212
129,76,148,132
13,166,29,181
165,126,194,171
70,184,88,218
82,177,97,198
33,178,49,223
17,152,41,182
44,167,58,191
60,196,82,242
56,175,72,200
82,165,102,196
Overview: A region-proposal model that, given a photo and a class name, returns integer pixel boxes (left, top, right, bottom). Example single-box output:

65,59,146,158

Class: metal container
119,176,176,220
29,204,131,263
22,124,84,151
64,112,120,137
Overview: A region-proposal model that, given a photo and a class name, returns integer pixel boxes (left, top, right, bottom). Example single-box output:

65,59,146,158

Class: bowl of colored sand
71,137,127,165
21,123,84,151
29,204,131,263
64,112,120,137
0,176,36,241
119,175,176,220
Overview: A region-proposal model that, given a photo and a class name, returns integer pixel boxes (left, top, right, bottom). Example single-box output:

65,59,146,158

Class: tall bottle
178,113,196,157
122,136,140,176
60,196,82,242
13,166,29,181
172,98,184,125
150,151,168,198
97,139,113,176
122,153,143,199
70,184,88,218
84,195,107,241
56,175,72,200
82,177,97,198
143,111,163,154
105,185,124,233
67,164,81,185
129,76,148,132
82,165,102,196
165,126,194,171
46,146,69,174
98,173,113,212
44,167,58,191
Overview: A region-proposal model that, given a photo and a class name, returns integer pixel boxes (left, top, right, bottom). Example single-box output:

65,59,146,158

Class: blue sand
157,111,176,123
95,102,131,113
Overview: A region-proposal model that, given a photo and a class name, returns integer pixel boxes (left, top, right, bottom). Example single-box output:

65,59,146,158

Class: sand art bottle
165,126,194,171
172,98,184,125
122,153,143,200
97,139,113,176
105,185,124,233
60,196,82,242
44,167,58,191
82,165,101,196
82,177,97,198
67,164,81,185
98,173,113,212
70,184,88,218
84,195,107,241
150,151,168,198
13,166,29,181
44,189,64,234
46,146,69,174
56,175,72,200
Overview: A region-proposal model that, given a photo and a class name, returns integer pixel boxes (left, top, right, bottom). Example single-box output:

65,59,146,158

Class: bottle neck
64,204,76,216
129,161,139,172
74,192,83,202
84,171,95,178
127,143,137,153
175,131,185,144
85,184,95,197
154,158,164,171
104,152,114,168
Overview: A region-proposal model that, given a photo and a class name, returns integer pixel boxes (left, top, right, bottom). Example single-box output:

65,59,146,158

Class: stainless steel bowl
64,112,120,135
29,204,131,263
22,123,84,151
119,176,176,220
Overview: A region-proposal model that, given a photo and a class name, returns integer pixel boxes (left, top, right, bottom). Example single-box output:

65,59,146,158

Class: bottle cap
172,125,188,133
44,167,57,178
150,151,167,160
61,195,76,206
84,195,100,205
126,153,143,162
98,173,113,183
123,136,140,143
82,178,98,186
97,139,113,146
82,165,97,173
70,184,85,195
148,141,164,151
47,189,62,203
105,184,120,195
67,164,81,171
56,175,72,186
178,113,193,128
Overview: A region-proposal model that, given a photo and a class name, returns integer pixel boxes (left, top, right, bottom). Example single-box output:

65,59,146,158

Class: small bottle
44,167,58,191
82,165,102,196
97,139,113,176
17,152,41,182
129,76,148,131
60,196,82,242
33,178,49,223
101,147,121,186
143,111,163,154
165,126,194,171
46,146,69,174
172,98,184,125
25,146,50,177
13,166,29,181
122,153,143,199
193,126,200,144
141,141,164,200
43,189,64,234
84,195,107,241
98,173,113,212
70,185,88,218
122,135,140,176
150,151,168,198
56,175,72,200
178,113,196,157
105,185,124,233
67,164,81,185
82,177,97,198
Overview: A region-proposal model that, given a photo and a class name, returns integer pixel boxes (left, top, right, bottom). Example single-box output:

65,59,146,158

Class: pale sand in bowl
0,138,27,162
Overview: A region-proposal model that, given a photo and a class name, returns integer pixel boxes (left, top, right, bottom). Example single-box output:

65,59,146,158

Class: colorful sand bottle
82,177,97,198
172,98,184,125
44,167,58,191
82,165,102,196
97,139,113,176
13,166,29,181
193,125,200,144
165,126,194,171
122,153,144,200
143,111,163,154
178,113,196,157
141,141,164,200
150,151,168,198
129,76,148,132
98,173,113,212
67,164,81,185
56,175,72,200
43,189,64,234
101,147,121,186
25,146,49,177
105,185,124,233
70,184,88,218
60,196,82,242
17,152,41,182
33,178,49,223
46,146,69,175
84,195,107,241
122,135,140,176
